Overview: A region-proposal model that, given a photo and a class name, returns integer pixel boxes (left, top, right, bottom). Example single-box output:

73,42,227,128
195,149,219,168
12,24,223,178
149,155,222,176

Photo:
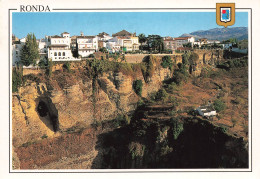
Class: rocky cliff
12,57,172,148
12,51,238,169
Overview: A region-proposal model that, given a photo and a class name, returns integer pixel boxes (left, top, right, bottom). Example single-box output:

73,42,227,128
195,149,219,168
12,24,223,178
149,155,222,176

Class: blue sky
12,12,248,39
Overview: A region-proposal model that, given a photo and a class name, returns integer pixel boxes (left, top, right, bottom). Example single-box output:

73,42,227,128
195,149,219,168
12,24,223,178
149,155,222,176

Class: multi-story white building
174,36,195,49
97,32,113,41
106,41,121,53
48,32,79,61
163,37,176,51
77,36,98,57
111,36,139,52
38,36,50,61
12,37,26,66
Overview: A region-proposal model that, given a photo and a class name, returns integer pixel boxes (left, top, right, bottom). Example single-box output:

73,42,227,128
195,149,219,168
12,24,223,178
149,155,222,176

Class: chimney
80,31,84,36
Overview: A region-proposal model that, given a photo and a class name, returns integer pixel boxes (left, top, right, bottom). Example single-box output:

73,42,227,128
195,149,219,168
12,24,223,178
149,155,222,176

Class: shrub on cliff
12,67,23,92
133,80,143,96
141,55,155,82
161,55,173,71
213,99,226,112
63,62,71,72
38,58,48,69
155,88,168,102
173,71,187,85
46,59,53,77
170,118,184,140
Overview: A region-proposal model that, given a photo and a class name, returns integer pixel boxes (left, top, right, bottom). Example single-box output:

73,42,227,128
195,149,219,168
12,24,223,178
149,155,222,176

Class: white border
9,8,252,173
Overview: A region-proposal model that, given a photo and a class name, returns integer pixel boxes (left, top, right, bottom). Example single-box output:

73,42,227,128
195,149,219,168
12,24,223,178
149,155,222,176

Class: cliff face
12,63,171,148
189,49,223,76
12,51,230,169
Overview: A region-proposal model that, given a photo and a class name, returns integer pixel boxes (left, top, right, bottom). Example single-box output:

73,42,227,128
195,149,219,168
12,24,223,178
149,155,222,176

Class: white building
174,36,195,49
48,32,79,61
38,36,51,61
106,41,121,53
12,43,23,66
12,37,26,66
97,32,113,41
112,36,139,52
207,40,221,44
197,105,217,117
77,36,98,57
163,37,176,51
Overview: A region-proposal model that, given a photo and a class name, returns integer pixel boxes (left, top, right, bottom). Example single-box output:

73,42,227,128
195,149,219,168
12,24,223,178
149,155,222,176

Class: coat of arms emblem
216,3,235,28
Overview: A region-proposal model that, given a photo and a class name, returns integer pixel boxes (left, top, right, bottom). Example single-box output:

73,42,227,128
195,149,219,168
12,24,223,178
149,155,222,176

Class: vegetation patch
213,99,226,112
161,55,173,71
133,80,143,96
12,67,23,92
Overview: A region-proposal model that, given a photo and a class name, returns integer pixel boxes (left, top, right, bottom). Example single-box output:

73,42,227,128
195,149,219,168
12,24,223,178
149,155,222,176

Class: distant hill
180,27,248,41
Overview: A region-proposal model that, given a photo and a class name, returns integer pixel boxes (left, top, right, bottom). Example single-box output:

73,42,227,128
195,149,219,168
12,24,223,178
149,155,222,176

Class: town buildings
48,32,78,61
77,35,98,57
111,30,140,52
174,36,195,49
163,36,195,51
12,37,26,66
13,29,242,66
163,37,176,51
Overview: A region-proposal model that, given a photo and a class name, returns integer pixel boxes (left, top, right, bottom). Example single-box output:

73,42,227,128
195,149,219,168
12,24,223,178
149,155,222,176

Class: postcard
0,0,259,179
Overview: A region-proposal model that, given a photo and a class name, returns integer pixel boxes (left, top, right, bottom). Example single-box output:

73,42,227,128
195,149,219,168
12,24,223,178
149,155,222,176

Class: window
63,52,65,56
54,52,57,56
58,52,61,56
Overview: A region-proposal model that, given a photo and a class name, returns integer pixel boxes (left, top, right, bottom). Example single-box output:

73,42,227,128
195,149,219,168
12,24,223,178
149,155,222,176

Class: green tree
156,88,168,101
12,67,23,92
20,33,39,66
99,47,108,53
38,58,48,69
183,42,192,48
63,62,71,72
147,35,165,53
138,33,147,51
171,118,184,140
161,55,173,70
182,52,191,65
46,59,53,77
133,80,143,96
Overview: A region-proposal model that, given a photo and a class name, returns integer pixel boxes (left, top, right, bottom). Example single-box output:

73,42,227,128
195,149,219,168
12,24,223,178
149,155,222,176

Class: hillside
181,27,248,41
12,51,249,169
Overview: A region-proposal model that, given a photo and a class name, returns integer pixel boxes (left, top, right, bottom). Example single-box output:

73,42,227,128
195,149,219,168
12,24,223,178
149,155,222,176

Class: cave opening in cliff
37,101,48,117
37,100,59,132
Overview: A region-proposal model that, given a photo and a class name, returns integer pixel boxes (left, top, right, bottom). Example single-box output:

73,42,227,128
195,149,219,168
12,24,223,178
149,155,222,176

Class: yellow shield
216,3,235,28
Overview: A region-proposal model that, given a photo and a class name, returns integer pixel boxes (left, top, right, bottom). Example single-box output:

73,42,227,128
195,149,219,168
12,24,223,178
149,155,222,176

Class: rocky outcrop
189,49,223,76
12,64,172,147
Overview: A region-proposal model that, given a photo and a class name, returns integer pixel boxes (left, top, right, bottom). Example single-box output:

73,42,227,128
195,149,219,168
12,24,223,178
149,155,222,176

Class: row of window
53,40,69,43
54,52,66,56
